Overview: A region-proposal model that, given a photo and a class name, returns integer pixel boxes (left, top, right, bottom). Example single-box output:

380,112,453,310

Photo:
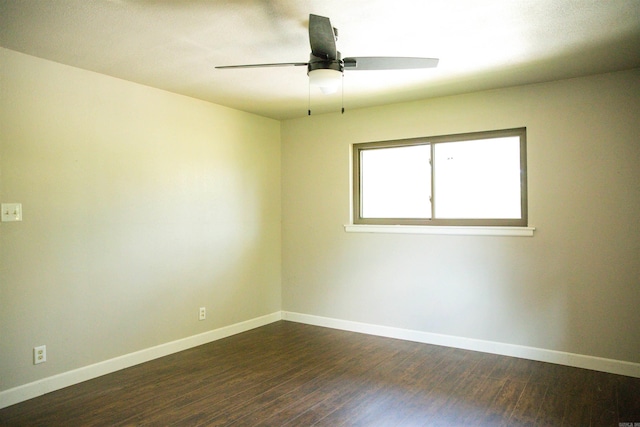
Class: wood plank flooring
1,321,638,426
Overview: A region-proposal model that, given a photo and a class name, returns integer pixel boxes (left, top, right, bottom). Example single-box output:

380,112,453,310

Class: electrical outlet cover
34,345,46,364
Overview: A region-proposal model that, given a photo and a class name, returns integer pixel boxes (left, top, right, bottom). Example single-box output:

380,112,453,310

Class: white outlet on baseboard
34,345,46,364
199,307,206,321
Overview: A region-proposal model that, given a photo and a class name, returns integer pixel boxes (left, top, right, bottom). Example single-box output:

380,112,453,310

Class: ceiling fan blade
309,14,337,60
343,57,439,70
216,62,308,69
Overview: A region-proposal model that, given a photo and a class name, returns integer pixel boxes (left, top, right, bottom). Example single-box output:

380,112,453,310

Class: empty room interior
1,0,639,425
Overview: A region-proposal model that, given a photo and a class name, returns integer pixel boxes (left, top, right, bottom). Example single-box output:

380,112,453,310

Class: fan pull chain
341,74,345,114
308,82,311,116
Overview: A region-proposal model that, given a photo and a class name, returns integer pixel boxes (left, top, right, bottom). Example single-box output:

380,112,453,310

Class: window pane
361,145,431,218
434,136,521,219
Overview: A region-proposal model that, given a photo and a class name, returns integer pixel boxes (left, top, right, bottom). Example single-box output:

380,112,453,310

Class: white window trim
344,224,535,237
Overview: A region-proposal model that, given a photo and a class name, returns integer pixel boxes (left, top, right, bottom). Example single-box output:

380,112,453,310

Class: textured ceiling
1,0,640,119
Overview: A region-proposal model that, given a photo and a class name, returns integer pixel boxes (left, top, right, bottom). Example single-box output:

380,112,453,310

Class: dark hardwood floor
1,321,638,426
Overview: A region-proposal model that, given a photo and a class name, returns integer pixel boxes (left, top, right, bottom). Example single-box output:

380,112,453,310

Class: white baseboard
0,312,283,410
282,311,640,378
3,310,638,410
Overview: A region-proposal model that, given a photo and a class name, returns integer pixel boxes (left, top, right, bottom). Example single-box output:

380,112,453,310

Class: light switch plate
1,203,23,222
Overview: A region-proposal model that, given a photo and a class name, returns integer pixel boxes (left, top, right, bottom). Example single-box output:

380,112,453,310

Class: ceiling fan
216,14,438,112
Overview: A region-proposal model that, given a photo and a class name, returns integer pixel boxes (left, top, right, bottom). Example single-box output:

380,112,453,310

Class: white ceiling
1,0,639,120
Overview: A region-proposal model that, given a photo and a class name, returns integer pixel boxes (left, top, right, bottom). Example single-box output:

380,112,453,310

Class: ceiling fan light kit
308,68,342,94
216,14,438,114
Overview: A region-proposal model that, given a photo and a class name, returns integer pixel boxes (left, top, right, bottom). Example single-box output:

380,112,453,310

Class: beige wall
281,69,640,364
0,48,281,391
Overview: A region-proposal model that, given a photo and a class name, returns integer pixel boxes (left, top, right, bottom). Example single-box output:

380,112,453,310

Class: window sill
344,224,535,237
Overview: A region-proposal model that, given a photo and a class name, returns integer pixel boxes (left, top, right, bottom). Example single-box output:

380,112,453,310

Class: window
352,128,527,226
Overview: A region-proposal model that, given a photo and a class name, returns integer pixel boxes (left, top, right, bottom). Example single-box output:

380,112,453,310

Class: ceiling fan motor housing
307,52,344,74
307,52,343,94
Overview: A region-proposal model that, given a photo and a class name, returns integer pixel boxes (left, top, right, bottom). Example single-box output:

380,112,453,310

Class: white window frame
350,128,530,233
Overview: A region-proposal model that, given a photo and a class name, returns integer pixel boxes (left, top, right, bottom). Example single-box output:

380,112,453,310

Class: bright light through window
434,137,521,219
361,145,431,218
353,128,527,226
